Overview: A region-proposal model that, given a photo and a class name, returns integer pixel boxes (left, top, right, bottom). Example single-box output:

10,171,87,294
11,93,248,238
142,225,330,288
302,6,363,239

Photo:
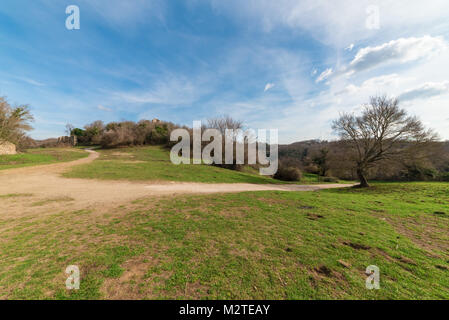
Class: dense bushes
438,172,449,181
274,165,302,181
399,164,438,181
70,120,178,148
274,159,302,181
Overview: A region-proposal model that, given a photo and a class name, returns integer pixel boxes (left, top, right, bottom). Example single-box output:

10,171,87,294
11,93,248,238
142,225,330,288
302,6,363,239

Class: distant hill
279,140,328,161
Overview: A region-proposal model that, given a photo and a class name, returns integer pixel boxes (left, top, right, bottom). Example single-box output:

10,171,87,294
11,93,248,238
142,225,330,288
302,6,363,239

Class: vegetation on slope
64,146,324,184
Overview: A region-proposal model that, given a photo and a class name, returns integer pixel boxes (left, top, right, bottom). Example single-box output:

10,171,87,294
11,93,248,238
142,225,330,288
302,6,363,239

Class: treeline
279,139,449,182
68,120,182,148
69,116,270,174
63,115,449,183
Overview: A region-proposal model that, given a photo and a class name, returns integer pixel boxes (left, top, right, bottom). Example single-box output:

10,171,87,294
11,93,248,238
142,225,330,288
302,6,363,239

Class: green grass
0,193,33,199
0,182,448,299
64,145,326,184
0,148,88,170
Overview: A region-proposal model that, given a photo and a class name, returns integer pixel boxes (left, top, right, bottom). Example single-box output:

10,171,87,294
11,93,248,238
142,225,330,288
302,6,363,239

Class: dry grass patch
381,215,449,255
101,255,159,299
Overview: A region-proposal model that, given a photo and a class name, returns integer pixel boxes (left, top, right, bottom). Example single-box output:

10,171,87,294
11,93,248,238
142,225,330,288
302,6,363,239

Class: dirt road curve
0,149,353,208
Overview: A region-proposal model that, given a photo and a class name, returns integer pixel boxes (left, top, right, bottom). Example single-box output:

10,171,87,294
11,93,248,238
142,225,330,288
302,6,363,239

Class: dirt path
0,149,354,217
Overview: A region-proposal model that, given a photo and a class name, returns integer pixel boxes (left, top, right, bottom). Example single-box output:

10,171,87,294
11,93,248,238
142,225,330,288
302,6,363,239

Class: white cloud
264,83,275,92
345,43,354,51
320,36,447,83
316,68,333,83
97,104,112,112
115,76,205,106
208,0,449,46
334,84,358,96
347,36,447,74
334,74,410,96
14,76,45,87
399,81,449,101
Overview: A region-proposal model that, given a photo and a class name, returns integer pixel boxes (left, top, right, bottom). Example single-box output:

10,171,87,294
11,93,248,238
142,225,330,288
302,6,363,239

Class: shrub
320,176,339,183
147,125,169,145
274,165,302,181
438,172,449,182
400,164,438,181
303,164,320,174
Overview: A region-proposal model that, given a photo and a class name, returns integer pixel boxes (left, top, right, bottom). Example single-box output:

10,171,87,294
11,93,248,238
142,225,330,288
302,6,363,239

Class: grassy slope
0,182,447,299
0,148,88,170
64,145,324,184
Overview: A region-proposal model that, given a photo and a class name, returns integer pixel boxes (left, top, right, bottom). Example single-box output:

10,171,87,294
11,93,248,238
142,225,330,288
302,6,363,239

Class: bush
274,165,302,181
438,172,449,182
303,164,320,174
147,125,169,145
320,176,339,183
400,164,438,181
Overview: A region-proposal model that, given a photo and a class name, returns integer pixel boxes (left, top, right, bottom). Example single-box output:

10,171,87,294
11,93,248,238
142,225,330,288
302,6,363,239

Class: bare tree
332,95,438,187
206,115,246,170
207,115,243,139
65,123,74,136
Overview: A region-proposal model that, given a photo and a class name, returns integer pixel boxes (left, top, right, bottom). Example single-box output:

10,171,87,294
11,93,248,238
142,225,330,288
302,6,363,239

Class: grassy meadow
64,145,324,184
0,182,448,299
0,148,88,170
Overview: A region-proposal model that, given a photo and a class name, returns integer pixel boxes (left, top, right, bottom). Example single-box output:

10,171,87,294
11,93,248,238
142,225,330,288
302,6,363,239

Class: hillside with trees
279,97,449,184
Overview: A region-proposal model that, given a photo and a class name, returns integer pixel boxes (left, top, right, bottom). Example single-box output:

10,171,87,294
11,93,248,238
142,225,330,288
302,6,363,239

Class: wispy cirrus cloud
316,68,333,83
316,36,447,83
264,83,275,92
345,43,354,51
112,74,210,107
347,36,447,74
97,105,112,112
12,76,45,87
334,74,410,96
399,81,449,101
208,0,449,46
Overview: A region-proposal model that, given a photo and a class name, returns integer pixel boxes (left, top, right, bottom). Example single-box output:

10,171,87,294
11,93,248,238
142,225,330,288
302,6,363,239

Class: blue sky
1,0,449,143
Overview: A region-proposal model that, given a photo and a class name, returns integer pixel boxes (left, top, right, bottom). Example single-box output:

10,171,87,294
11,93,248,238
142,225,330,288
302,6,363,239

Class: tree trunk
357,168,370,188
